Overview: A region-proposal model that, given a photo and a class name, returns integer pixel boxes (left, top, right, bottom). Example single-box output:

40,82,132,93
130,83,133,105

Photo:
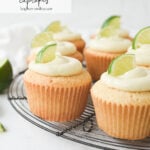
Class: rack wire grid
7,69,150,150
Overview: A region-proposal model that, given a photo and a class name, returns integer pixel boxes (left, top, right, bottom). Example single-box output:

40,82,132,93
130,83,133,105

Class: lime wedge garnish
31,32,53,48
100,26,118,37
0,59,13,92
99,15,121,37
132,26,150,49
108,54,135,76
45,21,62,33
35,43,57,63
101,15,120,29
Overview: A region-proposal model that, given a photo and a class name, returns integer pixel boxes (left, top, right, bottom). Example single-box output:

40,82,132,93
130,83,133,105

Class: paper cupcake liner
24,80,90,122
84,50,121,81
92,95,150,140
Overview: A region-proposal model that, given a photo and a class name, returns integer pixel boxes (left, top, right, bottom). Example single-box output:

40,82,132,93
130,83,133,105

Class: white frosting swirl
29,55,82,76
56,41,76,55
135,44,150,66
96,28,130,38
115,28,130,38
89,37,131,53
53,28,81,41
101,67,150,91
31,41,76,55
127,46,136,54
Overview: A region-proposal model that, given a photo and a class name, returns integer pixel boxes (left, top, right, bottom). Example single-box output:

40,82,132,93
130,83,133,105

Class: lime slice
45,21,62,33
31,32,53,48
101,15,120,29
108,54,135,76
100,26,117,37
36,43,57,63
0,59,13,92
132,26,150,49
0,123,5,132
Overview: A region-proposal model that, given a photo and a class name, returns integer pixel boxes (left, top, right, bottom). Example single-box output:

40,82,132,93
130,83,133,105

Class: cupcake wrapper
92,95,150,140
84,50,122,81
24,81,90,122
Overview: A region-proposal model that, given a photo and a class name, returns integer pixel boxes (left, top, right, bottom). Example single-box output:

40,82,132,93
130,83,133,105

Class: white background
0,0,71,13
0,0,149,32
0,0,150,150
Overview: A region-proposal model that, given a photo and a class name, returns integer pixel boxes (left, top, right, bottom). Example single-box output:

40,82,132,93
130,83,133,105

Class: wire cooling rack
7,70,150,150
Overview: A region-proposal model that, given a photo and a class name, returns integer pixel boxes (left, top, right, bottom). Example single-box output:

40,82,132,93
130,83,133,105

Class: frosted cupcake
45,21,85,53
27,41,83,63
84,16,132,81
24,43,91,122
91,54,150,140
84,36,131,81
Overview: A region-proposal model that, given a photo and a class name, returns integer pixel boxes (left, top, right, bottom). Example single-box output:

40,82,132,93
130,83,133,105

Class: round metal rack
7,70,150,150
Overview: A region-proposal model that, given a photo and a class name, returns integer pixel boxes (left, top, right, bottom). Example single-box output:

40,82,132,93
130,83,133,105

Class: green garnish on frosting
36,43,57,63
108,54,135,76
99,15,121,37
132,26,150,49
45,21,63,33
100,26,118,37
101,15,120,29
31,32,54,48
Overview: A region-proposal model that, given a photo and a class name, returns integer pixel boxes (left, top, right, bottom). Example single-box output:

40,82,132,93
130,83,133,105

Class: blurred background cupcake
84,16,131,81
44,21,86,53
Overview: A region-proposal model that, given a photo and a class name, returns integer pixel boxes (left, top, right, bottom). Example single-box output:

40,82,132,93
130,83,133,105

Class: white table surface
0,0,150,149
0,94,98,150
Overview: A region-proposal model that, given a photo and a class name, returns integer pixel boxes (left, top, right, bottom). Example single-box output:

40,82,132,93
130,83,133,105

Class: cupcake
91,15,132,40
84,16,132,81
27,41,83,63
127,27,150,68
84,36,131,81
24,44,91,122
45,21,85,53
91,54,150,140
